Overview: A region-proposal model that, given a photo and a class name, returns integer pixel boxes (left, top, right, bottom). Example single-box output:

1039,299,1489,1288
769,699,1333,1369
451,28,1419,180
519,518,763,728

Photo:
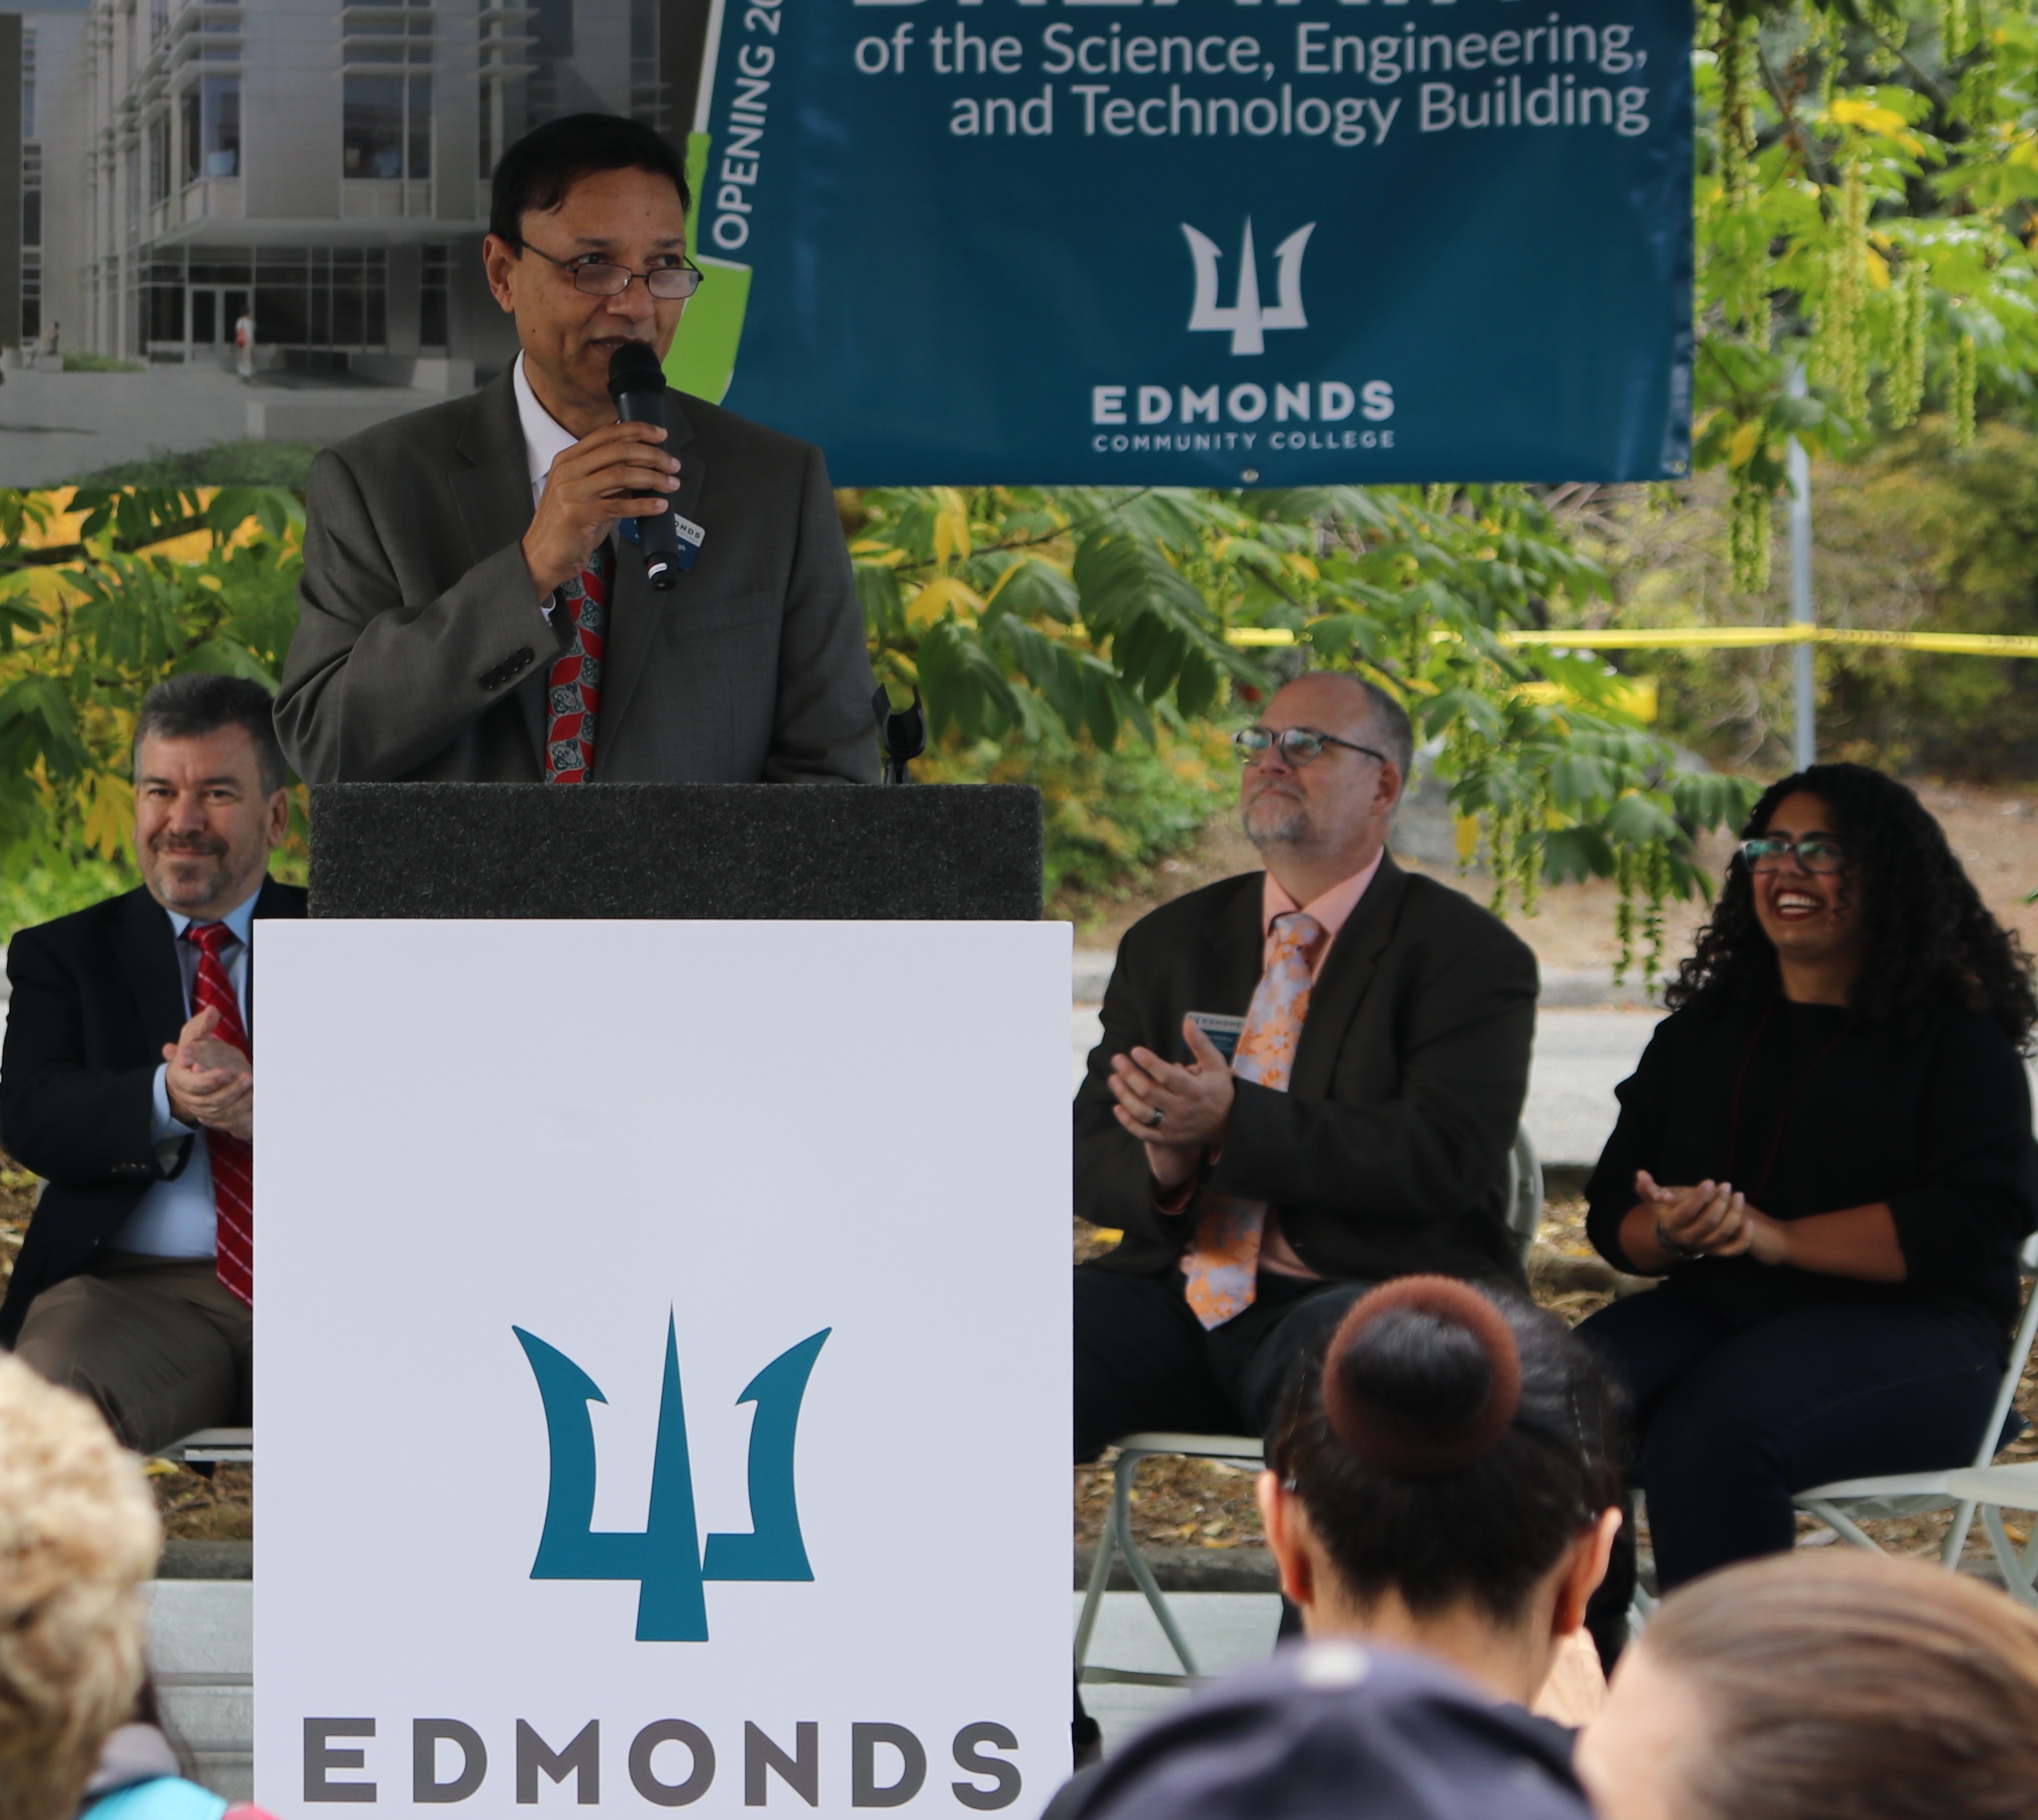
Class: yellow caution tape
1222,625,2038,658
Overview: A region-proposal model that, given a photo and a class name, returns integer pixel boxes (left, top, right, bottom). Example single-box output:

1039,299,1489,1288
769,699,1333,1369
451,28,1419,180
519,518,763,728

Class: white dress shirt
110,887,262,1259
514,351,578,509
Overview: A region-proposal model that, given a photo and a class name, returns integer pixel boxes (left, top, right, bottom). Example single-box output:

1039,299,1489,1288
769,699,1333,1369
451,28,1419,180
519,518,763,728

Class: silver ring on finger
1147,1108,1164,1130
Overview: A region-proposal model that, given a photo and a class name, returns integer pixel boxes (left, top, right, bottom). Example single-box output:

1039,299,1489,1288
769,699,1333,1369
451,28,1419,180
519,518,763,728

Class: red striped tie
186,922,252,1306
545,545,608,783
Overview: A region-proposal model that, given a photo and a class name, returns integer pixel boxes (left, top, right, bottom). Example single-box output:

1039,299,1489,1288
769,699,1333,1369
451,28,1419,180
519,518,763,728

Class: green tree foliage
0,485,305,913
847,484,1757,974
1698,0,2038,588
1584,425,2038,774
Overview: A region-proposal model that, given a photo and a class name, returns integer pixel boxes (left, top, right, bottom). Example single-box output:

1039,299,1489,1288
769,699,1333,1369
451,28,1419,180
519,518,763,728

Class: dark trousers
1075,1264,1371,1460
1577,1286,2001,1590
14,1253,249,1456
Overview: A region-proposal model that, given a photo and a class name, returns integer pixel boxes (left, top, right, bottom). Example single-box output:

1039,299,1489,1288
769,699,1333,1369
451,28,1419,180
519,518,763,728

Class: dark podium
307,782,1043,920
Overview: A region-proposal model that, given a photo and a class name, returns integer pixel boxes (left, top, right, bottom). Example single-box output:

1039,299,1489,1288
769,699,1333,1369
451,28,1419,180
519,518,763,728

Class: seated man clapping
0,676,305,1452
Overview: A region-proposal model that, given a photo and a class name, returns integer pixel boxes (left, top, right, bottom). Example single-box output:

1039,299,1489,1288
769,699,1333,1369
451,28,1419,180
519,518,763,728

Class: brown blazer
275,368,878,785
1076,857,1539,1289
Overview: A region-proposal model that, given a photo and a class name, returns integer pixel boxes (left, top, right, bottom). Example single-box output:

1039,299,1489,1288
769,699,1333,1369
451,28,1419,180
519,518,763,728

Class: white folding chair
1071,1132,1544,1687
1792,1234,2038,1566
156,1427,254,1468
1504,1127,1544,1272
1074,1431,1263,1689
1941,1462,2038,1605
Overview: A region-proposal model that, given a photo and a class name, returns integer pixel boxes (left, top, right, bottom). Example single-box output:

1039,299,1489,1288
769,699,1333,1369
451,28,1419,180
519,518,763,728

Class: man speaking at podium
276,113,877,786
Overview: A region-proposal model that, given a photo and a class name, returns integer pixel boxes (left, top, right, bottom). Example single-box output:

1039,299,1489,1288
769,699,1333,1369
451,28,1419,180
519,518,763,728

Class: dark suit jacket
1075,859,1539,1290
274,367,879,785
0,879,308,1344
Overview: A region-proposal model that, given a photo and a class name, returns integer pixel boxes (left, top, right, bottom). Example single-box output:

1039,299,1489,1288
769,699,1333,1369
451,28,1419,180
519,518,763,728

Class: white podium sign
254,920,1072,1818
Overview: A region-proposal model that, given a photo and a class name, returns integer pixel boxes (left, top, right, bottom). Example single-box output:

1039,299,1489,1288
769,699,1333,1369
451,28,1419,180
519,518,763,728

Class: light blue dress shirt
108,888,262,1259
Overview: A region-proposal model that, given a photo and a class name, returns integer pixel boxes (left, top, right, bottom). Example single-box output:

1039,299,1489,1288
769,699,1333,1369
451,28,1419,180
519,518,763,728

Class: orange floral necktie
1181,910,1324,1329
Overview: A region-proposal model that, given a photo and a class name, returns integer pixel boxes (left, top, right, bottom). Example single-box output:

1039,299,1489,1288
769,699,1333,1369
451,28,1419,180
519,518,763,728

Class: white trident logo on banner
1181,219,1316,356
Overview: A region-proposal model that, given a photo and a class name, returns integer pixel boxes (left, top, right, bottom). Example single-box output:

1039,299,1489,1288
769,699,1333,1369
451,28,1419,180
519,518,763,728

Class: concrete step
1075,1545,1276,1594
1074,1590,1282,1750
144,1579,251,1803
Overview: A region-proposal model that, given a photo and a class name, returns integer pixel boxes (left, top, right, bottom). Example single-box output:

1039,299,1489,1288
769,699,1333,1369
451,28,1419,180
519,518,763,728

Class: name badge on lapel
620,509,707,572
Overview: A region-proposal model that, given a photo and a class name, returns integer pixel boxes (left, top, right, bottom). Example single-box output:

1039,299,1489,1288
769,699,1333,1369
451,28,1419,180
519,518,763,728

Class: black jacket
1585,994,2038,1338
1075,859,1539,1289
0,878,307,1343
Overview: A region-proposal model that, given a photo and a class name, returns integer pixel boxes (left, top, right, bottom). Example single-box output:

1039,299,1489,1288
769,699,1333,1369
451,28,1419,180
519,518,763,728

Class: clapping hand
1109,1017,1237,1189
163,1006,253,1143
1634,1169,1790,1263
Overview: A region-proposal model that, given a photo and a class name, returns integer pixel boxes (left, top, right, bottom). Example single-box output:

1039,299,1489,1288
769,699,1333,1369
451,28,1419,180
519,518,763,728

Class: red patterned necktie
185,921,252,1307
545,545,609,783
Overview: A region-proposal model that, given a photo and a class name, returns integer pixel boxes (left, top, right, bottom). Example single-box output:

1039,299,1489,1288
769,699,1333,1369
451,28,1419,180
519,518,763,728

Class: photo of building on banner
692,0,1693,486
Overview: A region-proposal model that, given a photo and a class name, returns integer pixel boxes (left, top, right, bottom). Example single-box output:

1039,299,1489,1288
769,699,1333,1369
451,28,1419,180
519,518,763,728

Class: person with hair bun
1045,1279,1622,1820
1577,764,2038,1591
1261,1275,1624,1717
1579,1550,2038,1820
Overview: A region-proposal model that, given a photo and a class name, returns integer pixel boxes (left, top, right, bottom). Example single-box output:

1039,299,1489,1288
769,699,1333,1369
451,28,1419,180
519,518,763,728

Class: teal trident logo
513,1317,830,1642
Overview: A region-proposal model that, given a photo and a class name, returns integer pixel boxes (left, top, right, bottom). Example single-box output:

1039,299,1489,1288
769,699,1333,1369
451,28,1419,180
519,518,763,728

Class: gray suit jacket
275,368,879,784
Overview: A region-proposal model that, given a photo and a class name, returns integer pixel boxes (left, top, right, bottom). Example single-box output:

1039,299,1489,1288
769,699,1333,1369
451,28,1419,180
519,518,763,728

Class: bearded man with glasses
1069,671,1539,1750
278,113,876,787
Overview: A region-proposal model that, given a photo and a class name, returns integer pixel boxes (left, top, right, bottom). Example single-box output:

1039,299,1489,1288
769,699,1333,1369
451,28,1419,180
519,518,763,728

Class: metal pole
1787,367,1816,773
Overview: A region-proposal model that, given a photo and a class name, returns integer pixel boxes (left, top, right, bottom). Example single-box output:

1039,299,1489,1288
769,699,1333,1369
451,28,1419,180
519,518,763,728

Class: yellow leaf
931,487,972,566
905,574,984,629
1728,420,1760,470
1455,814,1481,863
1828,97,1910,137
79,773,134,862
1865,246,1891,290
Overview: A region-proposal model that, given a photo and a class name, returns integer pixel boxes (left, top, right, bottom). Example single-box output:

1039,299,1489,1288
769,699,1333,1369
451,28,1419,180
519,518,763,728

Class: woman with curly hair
1576,763,2038,1591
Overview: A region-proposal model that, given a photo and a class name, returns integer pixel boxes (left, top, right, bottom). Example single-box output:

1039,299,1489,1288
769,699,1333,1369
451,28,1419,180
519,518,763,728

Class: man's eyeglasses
1235,725,1390,768
520,240,704,300
1739,836,1847,874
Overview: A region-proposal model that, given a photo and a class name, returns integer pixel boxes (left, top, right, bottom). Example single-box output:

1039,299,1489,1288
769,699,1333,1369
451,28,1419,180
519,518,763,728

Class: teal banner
690,0,1692,485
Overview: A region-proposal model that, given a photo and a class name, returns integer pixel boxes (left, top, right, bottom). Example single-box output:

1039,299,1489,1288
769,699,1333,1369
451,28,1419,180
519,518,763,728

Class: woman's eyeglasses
1234,725,1390,768
520,240,704,300
1739,836,1847,874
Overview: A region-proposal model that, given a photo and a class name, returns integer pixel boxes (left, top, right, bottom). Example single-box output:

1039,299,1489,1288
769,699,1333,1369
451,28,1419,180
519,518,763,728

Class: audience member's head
1260,1277,1623,1708
1056,1640,1594,1820
0,1352,161,1820
1579,1550,2038,1820
131,674,289,922
1240,671,1411,872
1668,760,2037,1043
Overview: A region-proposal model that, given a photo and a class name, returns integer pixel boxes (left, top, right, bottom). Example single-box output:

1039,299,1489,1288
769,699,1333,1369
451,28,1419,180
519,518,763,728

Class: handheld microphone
607,341,686,591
